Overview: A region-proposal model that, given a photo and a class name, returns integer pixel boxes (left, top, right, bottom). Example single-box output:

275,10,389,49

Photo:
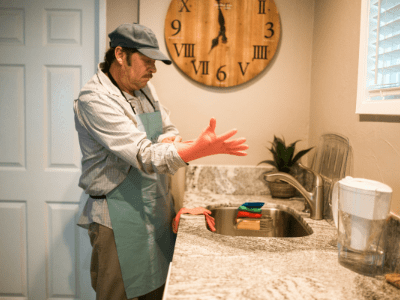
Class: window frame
356,0,400,115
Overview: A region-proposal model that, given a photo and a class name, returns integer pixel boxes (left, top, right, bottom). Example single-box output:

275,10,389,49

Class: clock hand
209,0,228,53
217,2,227,44
209,36,219,53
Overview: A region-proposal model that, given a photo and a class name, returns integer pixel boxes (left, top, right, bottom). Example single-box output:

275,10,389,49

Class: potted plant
258,136,314,198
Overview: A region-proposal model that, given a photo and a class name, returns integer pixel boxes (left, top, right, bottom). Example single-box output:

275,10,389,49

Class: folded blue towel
241,202,265,209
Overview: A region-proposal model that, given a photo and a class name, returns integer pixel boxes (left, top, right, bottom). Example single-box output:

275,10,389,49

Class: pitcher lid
340,176,392,193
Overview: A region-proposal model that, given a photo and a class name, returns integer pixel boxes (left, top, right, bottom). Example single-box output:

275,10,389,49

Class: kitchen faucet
265,163,324,220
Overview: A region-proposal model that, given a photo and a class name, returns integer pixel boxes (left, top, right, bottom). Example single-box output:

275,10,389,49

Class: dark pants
88,223,165,300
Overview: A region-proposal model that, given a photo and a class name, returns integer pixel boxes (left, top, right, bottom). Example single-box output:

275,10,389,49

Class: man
74,23,248,300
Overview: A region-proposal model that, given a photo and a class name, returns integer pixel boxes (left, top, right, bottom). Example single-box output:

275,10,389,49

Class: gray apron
106,99,176,298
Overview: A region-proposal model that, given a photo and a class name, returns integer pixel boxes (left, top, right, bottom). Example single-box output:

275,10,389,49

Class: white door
0,0,104,299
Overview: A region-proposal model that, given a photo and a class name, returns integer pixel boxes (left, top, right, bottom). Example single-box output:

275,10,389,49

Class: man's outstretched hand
174,118,248,163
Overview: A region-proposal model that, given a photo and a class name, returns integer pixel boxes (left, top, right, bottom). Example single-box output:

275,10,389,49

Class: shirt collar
97,64,140,102
96,63,122,96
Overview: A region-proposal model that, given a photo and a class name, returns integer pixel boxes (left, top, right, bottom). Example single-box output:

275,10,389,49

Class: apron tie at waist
90,195,106,199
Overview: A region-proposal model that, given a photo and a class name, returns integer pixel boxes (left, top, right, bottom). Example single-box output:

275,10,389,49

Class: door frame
96,0,107,67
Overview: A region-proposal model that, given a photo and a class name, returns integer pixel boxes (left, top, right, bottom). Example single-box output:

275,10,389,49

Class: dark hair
101,47,139,73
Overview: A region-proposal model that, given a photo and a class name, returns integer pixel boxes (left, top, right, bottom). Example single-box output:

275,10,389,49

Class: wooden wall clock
164,0,281,88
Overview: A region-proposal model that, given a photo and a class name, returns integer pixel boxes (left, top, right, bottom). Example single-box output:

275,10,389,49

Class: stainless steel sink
206,204,313,237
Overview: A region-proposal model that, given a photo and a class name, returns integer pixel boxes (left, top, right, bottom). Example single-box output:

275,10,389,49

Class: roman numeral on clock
253,45,268,60
173,43,195,57
191,61,209,75
238,62,250,75
179,0,190,12
258,0,267,14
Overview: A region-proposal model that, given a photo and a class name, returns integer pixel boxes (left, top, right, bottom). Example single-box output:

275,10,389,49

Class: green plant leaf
292,147,314,164
288,140,300,162
257,160,277,169
258,136,314,174
289,140,300,148
286,145,295,164
274,136,285,147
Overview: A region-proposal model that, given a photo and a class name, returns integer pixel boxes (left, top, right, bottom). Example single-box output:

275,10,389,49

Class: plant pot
267,180,296,198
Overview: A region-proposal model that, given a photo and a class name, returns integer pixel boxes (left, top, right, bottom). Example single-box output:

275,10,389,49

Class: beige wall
309,0,400,214
106,0,400,213
139,0,315,166
106,0,138,48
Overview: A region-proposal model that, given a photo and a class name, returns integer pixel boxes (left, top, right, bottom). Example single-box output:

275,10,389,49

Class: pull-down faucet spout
265,164,324,220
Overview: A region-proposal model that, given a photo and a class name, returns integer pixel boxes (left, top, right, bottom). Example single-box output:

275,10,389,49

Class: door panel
45,9,82,46
0,201,28,298
46,202,80,298
0,8,24,45
0,0,100,299
0,65,26,169
44,65,81,169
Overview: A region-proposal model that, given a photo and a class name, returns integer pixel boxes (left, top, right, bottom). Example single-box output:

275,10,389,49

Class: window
356,0,400,115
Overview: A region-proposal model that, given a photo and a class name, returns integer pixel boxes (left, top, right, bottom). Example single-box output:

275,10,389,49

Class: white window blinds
357,0,400,114
367,0,400,100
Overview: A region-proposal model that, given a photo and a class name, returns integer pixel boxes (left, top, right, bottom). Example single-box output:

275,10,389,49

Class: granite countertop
164,193,400,300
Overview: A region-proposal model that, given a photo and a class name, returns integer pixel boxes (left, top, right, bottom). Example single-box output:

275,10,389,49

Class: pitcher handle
331,180,340,228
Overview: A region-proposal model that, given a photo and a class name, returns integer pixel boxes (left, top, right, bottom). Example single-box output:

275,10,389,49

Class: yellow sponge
236,218,260,230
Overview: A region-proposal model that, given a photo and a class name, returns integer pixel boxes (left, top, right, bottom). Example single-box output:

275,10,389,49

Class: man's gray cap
109,23,172,65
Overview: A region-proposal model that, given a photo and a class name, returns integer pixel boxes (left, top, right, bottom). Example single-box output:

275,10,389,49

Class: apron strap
139,89,156,111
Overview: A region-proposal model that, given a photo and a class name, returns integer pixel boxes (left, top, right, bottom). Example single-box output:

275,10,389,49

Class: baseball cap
109,23,172,65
